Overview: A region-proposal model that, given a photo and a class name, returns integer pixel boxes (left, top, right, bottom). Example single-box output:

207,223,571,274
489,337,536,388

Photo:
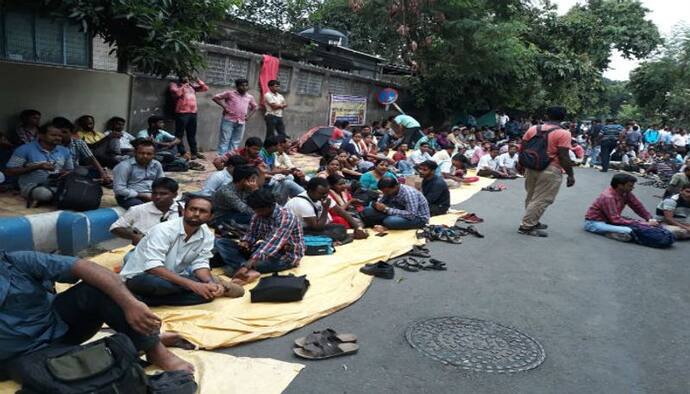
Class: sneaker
517,226,548,237
535,222,548,230
459,213,484,224
360,261,394,279
605,232,632,242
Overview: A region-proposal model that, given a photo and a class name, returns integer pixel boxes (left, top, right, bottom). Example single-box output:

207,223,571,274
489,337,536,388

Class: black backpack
250,273,310,302
55,172,103,211
518,125,559,171
14,334,148,394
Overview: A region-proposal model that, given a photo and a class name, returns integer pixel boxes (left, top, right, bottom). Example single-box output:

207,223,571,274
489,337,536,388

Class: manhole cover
405,317,545,373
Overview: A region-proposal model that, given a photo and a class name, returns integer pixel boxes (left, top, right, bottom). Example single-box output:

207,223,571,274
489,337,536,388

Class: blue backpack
304,235,335,255
629,224,675,248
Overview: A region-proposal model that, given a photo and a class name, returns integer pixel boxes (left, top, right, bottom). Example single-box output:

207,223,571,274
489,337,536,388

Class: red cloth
259,55,280,108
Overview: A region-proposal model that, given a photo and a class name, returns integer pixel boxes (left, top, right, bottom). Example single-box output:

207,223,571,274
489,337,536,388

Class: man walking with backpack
517,106,575,237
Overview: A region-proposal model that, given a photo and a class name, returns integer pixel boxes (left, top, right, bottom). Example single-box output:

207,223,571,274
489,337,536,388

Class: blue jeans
583,220,632,235
396,160,415,175
218,119,245,154
214,238,293,275
269,178,305,205
362,206,427,229
590,145,601,165
125,273,211,306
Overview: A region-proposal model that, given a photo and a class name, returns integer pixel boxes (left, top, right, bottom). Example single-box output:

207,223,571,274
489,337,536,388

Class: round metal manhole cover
405,317,545,373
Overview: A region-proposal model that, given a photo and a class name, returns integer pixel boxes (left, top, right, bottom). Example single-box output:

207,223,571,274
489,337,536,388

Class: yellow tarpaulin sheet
0,348,304,394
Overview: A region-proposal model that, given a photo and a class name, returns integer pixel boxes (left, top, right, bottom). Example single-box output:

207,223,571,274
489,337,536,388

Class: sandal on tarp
293,336,359,360
294,329,357,348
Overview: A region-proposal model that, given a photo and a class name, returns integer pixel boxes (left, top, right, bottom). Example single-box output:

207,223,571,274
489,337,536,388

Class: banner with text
329,95,367,126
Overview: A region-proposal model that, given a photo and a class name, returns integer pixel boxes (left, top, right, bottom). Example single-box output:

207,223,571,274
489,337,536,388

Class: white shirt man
264,91,286,118
477,153,499,171
408,149,433,165
672,133,688,148
497,151,518,171
109,200,183,236
284,191,328,225
119,217,214,279
432,149,453,174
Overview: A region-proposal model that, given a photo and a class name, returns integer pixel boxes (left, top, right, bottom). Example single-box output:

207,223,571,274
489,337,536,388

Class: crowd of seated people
0,110,208,207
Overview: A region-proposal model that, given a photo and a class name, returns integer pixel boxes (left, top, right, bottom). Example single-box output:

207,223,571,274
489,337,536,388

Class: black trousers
600,139,617,172
0,283,159,379
403,127,422,147
125,273,211,307
265,114,286,140
174,113,198,155
429,204,449,216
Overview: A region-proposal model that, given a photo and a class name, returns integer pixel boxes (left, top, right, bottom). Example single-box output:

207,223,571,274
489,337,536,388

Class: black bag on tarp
250,273,310,302
13,333,148,394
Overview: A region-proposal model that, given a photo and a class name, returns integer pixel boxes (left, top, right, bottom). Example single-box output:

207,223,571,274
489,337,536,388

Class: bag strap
295,195,320,217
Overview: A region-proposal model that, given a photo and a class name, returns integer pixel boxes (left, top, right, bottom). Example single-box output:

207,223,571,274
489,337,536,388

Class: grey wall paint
0,62,131,133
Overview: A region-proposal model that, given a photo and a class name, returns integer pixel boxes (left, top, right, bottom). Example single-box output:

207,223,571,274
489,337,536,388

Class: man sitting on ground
7,109,40,147
656,184,690,240
213,137,267,171
120,195,243,306
0,250,193,376
584,174,657,242
408,142,434,165
113,140,164,209
137,116,203,172
212,165,260,226
202,155,248,195
55,117,111,184
5,122,74,206
285,177,368,242
497,144,519,176
110,177,182,245
362,177,430,230
477,145,516,178
417,160,450,216
666,166,690,197
214,189,305,285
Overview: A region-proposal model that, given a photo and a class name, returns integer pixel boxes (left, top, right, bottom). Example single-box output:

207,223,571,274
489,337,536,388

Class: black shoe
535,222,548,230
360,261,394,279
517,226,548,237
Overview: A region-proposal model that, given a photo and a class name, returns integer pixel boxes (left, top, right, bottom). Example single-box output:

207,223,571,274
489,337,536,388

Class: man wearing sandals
517,106,575,237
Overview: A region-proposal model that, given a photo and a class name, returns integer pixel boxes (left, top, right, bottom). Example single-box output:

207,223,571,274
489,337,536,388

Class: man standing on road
212,79,257,155
169,76,208,159
264,80,287,140
518,106,575,237
599,119,624,172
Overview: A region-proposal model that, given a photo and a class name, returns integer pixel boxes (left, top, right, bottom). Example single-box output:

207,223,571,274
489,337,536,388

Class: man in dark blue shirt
417,160,450,216
0,251,192,378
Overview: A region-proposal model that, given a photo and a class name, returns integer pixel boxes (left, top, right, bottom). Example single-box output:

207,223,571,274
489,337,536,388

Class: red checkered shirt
585,187,651,225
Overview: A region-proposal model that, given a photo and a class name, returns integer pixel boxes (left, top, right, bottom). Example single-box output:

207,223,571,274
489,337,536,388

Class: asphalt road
224,167,689,394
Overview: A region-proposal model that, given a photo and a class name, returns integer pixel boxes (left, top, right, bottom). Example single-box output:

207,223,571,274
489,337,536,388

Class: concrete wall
127,45,404,152
0,61,131,133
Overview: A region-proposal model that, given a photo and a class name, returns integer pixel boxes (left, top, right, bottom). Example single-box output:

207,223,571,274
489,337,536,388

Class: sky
552,0,690,81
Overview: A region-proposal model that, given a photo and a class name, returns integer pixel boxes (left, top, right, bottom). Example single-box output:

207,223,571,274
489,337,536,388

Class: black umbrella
298,126,335,154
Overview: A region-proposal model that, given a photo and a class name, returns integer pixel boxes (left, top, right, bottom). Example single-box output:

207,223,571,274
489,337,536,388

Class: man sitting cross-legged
656,183,690,240
416,160,450,216
477,145,517,179
212,165,260,227
110,177,182,246
584,173,658,242
285,177,368,242
113,140,164,209
120,195,244,306
0,251,193,379
214,189,305,285
361,176,430,230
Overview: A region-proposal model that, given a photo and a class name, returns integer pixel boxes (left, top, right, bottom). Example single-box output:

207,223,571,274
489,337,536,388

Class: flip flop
294,329,357,348
421,258,447,271
406,245,431,258
293,335,359,360
394,258,420,272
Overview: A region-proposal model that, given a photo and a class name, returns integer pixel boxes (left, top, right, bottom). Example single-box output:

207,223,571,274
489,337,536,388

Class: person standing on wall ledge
169,75,208,160
264,80,288,140
212,78,257,155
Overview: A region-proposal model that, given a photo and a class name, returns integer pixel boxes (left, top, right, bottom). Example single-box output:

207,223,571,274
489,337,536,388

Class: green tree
629,25,690,126
38,0,238,76
232,0,322,31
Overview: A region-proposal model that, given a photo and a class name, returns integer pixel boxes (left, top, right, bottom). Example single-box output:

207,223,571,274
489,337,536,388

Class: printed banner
328,95,367,126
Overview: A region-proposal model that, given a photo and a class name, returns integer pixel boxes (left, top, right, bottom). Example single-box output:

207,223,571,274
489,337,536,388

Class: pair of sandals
293,329,359,360
417,225,464,244
458,212,484,224
394,257,447,272
452,222,484,238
